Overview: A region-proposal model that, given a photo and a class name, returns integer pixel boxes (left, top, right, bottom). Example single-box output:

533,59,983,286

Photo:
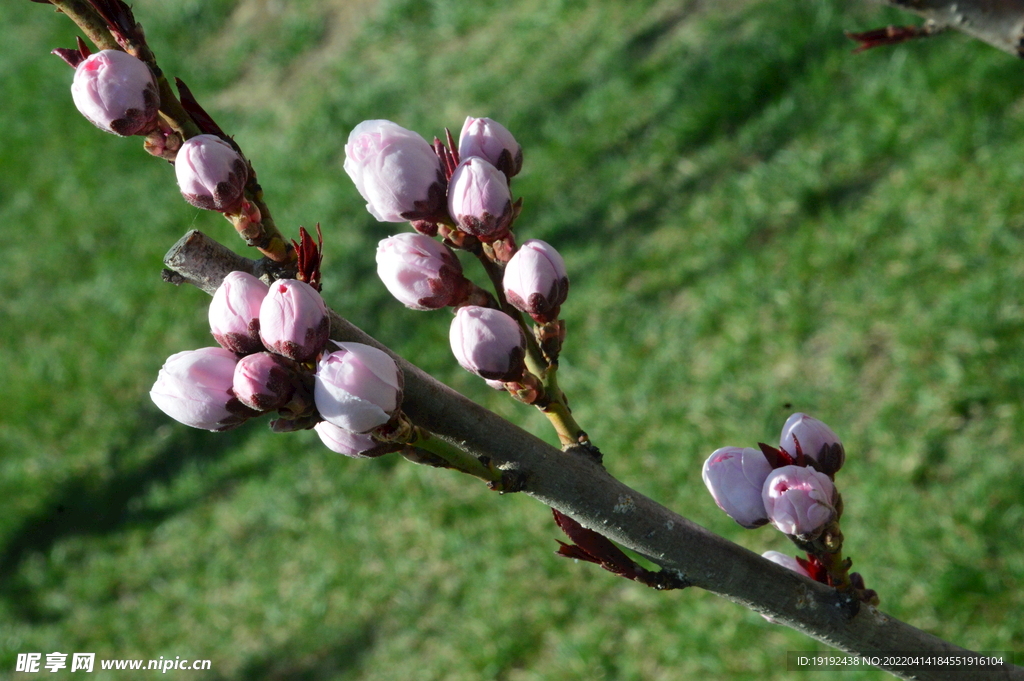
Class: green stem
538,364,590,449
816,520,853,591
406,426,504,486
50,0,118,50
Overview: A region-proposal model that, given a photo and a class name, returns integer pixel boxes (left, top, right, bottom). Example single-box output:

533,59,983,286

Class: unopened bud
376,233,469,310
458,117,523,178
449,306,526,382
780,413,845,475
71,49,159,136
209,271,269,354
314,342,403,433
701,446,772,528
175,134,249,213
259,279,330,362
314,421,398,458
344,120,445,222
149,347,256,431
448,157,513,242
762,465,837,539
232,352,300,412
503,239,569,323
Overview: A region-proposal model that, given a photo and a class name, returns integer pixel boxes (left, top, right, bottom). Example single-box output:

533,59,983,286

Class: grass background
1,0,1023,678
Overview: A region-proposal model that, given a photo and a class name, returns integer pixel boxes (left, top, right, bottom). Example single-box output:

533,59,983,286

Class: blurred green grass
1,0,1023,679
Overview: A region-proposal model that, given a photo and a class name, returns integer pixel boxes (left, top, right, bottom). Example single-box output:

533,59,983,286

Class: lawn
1,0,1022,679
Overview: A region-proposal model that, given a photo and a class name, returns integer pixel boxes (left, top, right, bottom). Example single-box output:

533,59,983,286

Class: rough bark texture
164,230,1023,681
882,0,1024,56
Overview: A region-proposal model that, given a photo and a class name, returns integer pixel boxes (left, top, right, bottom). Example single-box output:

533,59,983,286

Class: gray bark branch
164,230,1022,681
881,0,1024,57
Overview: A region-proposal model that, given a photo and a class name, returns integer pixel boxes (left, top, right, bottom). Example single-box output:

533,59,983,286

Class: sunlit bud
314,342,403,433
344,120,445,222
447,157,514,242
232,352,300,412
762,465,837,539
314,421,397,458
449,306,526,382
762,551,813,578
701,447,772,528
780,412,845,475
458,117,523,178
71,49,159,136
149,347,256,431
375,233,469,310
503,239,569,323
259,279,330,362
209,271,269,354
175,134,249,213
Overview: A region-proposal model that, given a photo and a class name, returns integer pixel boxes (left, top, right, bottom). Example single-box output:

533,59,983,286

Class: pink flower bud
149,347,256,431
209,271,269,354
259,279,330,362
71,49,159,136
175,134,249,213
344,120,445,222
458,117,523,178
314,421,396,458
780,413,845,474
314,342,403,433
447,157,514,242
449,306,526,382
762,465,837,538
503,239,569,323
375,233,469,310
761,551,813,579
232,352,299,412
701,446,772,528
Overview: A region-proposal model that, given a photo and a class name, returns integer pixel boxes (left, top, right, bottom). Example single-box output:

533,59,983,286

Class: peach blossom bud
149,347,256,431
314,421,397,458
449,306,526,382
447,157,513,242
762,551,813,578
701,447,772,528
344,120,445,222
259,279,330,362
375,233,469,310
458,117,523,178
232,352,298,412
503,239,569,323
175,134,248,213
314,342,403,433
780,413,845,475
762,465,837,539
71,49,159,136
209,271,269,354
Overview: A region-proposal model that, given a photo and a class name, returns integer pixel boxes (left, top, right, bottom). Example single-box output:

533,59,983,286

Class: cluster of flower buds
62,44,259,223
702,413,844,538
344,117,522,239
700,413,875,603
345,117,572,398
150,271,405,459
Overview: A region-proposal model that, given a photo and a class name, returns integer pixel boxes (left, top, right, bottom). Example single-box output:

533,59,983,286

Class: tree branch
163,230,1022,681
878,0,1024,57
